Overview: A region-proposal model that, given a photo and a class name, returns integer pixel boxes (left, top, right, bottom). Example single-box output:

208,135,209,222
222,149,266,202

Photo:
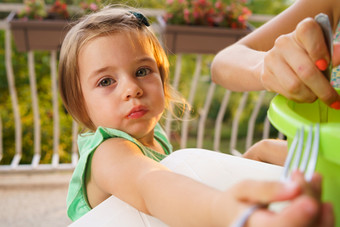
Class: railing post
245,90,266,150
213,90,231,152
197,82,215,148
50,50,60,167
0,117,2,162
72,121,79,167
165,54,182,137
5,23,22,168
28,51,41,167
181,54,202,149
230,92,249,155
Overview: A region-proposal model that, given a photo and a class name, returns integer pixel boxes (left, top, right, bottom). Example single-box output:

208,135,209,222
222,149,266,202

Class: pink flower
193,10,199,19
242,7,252,16
164,13,174,21
215,1,222,9
25,7,31,13
238,15,245,23
167,0,174,4
184,8,190,22
90,3,98,11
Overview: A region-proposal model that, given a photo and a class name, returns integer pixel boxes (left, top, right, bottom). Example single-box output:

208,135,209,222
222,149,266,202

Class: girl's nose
122,81,143,100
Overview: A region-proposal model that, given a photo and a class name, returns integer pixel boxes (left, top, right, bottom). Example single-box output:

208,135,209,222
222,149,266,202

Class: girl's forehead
77,32,158,74
80,31,154,58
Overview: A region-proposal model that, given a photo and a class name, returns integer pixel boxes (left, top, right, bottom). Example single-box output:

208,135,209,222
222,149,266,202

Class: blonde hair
59,6,188,131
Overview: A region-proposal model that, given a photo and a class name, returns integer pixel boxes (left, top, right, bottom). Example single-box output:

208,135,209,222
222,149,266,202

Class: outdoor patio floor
0,171,73,227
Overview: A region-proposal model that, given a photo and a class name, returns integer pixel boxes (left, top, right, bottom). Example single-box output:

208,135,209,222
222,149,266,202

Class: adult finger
333,42,340,66
295,18,330,66
273,34,319,102
262,39,316,102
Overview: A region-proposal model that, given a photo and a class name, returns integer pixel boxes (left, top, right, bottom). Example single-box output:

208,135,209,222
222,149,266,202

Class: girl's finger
318,203,335,227
231,180,301,204
249,195,319,227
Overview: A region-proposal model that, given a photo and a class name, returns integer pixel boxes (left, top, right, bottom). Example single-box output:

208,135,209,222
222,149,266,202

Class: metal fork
281,123,320,182
231,123,320,227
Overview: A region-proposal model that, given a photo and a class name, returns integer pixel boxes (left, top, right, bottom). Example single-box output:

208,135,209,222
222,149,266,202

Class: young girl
59,6,332,226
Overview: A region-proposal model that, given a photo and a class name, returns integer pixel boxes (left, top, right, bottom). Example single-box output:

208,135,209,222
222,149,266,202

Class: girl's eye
136,68,151,77
98,78,115,87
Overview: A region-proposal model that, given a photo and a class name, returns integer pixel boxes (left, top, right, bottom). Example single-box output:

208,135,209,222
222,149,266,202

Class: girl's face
78,33,165,141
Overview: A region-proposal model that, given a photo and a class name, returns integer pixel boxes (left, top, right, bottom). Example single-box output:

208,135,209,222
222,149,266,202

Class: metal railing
0,5,280,172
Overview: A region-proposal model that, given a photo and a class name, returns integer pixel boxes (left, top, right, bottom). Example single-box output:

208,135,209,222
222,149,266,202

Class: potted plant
8,0,72,52
160,0,253,54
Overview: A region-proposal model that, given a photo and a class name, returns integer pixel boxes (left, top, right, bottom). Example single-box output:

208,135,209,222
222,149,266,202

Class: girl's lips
127,106,148,119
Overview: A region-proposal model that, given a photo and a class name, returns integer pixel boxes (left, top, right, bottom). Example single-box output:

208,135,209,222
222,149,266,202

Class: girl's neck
138,136,165,155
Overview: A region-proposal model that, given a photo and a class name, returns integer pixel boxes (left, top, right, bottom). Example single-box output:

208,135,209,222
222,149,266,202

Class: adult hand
259,17,340,108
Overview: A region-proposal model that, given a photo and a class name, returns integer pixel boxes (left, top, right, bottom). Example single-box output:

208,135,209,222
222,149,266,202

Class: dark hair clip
130,11,150,27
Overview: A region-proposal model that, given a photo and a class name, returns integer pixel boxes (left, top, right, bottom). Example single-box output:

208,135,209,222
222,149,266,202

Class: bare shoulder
90,137,167,194
88,137,168,211
95,137,142,158
86,138,145,208
91,137,146,178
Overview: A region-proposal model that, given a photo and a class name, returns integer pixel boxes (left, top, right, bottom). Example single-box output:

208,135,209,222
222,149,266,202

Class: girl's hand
214,172,334,227
243,139,287,166
259,17,340,108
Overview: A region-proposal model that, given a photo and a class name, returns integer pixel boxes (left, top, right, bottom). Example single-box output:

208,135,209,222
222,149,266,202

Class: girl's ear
333,42,340,67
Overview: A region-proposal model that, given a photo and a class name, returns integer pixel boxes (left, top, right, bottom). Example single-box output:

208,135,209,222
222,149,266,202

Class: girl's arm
88,138,332,226
89,138,222,225
211,0,340,106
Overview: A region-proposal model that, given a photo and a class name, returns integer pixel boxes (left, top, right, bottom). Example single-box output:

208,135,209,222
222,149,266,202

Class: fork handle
231,204,263,227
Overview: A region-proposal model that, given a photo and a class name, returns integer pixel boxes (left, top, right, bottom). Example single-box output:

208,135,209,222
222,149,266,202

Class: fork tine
281,128,300,182
299,124,313,172
305,123,320,182
291,127,304,172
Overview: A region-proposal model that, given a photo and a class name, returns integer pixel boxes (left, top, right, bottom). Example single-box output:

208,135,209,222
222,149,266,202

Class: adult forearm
211,44,266,91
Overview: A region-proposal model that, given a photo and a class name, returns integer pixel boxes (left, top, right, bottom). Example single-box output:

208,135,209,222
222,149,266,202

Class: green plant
163,0,252,28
